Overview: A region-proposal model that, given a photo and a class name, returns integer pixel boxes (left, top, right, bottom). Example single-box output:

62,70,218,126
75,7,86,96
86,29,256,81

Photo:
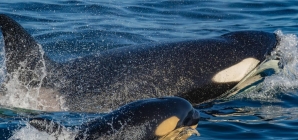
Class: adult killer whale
28,97,200,140
0,14,279,112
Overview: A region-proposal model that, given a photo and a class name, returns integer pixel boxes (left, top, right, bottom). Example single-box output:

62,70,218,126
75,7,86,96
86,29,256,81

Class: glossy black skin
0,14,278,112
29,97,200,140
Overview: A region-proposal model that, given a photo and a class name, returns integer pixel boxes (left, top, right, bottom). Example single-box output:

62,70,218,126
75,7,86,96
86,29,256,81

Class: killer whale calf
0,14,280,112
27,97,200,140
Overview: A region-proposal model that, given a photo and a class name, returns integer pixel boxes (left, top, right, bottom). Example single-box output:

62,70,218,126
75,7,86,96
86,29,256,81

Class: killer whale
28,97,200,140
0,14,279,112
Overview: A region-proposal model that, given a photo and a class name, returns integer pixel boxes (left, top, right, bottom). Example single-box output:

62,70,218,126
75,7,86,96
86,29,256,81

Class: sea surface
0,0,298,139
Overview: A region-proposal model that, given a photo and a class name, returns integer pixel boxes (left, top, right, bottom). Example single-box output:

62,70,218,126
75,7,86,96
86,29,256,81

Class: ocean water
0,0,298,139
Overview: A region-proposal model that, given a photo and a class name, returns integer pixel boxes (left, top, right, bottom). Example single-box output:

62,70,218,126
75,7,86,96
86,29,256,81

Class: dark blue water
1,0,298,139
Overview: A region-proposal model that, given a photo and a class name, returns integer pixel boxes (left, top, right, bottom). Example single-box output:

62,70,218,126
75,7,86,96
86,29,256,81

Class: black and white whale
0,14,280,112
28,97,200,140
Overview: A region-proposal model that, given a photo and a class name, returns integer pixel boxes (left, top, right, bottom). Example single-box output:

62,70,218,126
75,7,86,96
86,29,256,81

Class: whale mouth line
222,58,281,98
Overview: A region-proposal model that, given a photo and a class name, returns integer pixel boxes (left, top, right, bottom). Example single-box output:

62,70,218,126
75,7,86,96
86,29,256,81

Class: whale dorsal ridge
0,14,45,86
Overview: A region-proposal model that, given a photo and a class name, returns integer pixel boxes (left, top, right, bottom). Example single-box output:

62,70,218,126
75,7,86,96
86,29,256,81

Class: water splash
9,122,75,140
0,44,67,111
266,30,298,89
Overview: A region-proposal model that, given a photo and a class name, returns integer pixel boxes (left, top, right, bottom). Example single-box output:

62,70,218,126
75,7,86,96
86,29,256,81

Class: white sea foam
9,122,75,140
0,44,67,111
262,31,298,91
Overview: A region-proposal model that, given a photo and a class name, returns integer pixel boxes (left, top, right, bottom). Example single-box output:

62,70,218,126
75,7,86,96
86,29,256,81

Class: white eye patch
212,58,260,83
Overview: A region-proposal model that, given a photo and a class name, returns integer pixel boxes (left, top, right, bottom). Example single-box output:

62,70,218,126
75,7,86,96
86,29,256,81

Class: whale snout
183,108,200,128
